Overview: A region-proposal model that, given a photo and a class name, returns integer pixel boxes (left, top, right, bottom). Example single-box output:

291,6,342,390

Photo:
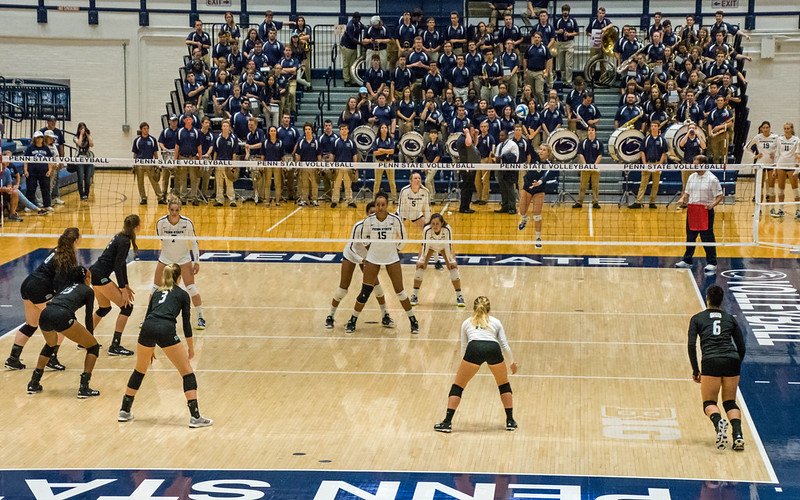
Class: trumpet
616,45,646,73
620,113,642,130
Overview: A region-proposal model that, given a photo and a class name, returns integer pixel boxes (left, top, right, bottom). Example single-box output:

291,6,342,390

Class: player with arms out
154,198,206,330
688,285,747,451
410,213,465,308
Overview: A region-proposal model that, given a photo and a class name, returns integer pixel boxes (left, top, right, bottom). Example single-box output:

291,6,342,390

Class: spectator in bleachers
408,37,431,85
364,16,390,71
277,114,299,199
523,99,542,149
1,152,23,222
449,54,472,103
496,14,522,50
179,102,200,129
564,77,584,127
340,12,364,87
499,105,516,135
24,131,54,211
72,122,94,201
421,17,442,60
132,122,163,205
422,61,446,100
484,107,502,142
264,29,285,68
396,11,417,53
186,19,211,66
474,22,495,53
615,25,642,70
258,10,293,41
338,97,364,132
396,87,417,143
696,27,711,52
221,11,240,42
464,87,479,118
523,32,551,107
648,97,669,127
248,40,269,72
480,50,503,102
183,72,205,112
553,4,578,85
391,55,414,101
420,92,443,136
491,82,515,116
473,98,488,124
439,42,458,83
646,31,666,66
532,11,555,52
440,89,457,127
241,71,262,104
372,123,397,202
423,129,444,196
615,93,643,128
540,96,563,139
224,84,243,118
647,11,664,39
445,12,467,54
574,92,600,141
631,121,668,209
242,28,260,58
707,95,733,164
294,123,321,207
585,7,613,58
278,45,299,114
330,124,358,208
464,41,484,94
213,31,232,61
365,55,389,99
226,43,245,84
288,34,312,91
498,39,520,99
261,74,283,127
262,126,284,206
211,70,233,118
679,15,699,48
369,93,396,136
662,20,677,47
357,88,373,119
710,10,750,40
231,98,252,140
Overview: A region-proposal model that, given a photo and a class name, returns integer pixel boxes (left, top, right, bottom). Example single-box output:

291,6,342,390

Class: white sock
352,310,360,318
406,309,415,318
413,287,419,295
379,303,387,315
329,306,337,316
196,305,203,319
535,231,542,239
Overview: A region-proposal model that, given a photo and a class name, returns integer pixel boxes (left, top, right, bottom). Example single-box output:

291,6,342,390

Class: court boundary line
266,206,303,232
0,466,778,485
685,269,780,485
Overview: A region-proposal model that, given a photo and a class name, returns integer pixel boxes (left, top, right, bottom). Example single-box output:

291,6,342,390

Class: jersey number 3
158,291,169,304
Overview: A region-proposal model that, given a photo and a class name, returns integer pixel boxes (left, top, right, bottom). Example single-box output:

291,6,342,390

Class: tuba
601,25,619,57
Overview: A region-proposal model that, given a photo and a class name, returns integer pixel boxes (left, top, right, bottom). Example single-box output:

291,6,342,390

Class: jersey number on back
712,319,721,336
158,291,169,304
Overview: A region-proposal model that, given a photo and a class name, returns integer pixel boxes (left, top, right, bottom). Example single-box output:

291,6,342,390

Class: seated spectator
365,56,389,99
463,87,479,117
221,11,241,42
2,151,48,216
499,105,517,134
440,88,457,124
213,31,232,61
357,88,373,118
183,72,205,109
396,87,417,138
186,19,211,65
422,61,446,100
420,93,443,134
338,97,365,132
473,98,489,125
263,29,285,68
0,152,23,222
369,93,396,135
225,84,243,118
540,97,563,138
288,34,312,91
242,28,260,58
492,82,515,115
615,92,644,128
249,40,270,72
211,70,233,117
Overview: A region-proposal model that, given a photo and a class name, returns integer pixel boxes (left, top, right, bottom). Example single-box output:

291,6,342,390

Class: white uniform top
362,212,405,265
397,184,431,222
460,315,513,360
156,215,199,265
421,224,454,263
342,218,369,265
746,133,778,165
685,172,723,206
776,135,800,167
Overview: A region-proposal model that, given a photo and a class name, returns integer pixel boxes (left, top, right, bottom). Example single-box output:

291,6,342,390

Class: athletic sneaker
108,345,134,356
189,416,213,428
715,418,729,450
27,381,43,394
325,315,334,329
732,433,745,451
52,198,65,205
78,386,100,399
434,421,452,433
434,260,443,270
213,201,224,207
410,316,419,334
518,219,527,230
777,209,786,218
592,202,601,209
770,208,778,218
46,356,66,371
118,410,134,422
506,418,518,431
704,264,717,272
229,201,237,207
456,296,466,308
535,237,542,249
410,294,418,306
196,317,206,330
796,209,800,220
297,200,307,207
330,202,338,208
310,200,319,207
7,214,23,222
572,202,582,209
381,313,395,328
140,198,148,205
345,316,357,333
347,202,357,208
37,209,49,216
5,356,25,370
674,261,692,268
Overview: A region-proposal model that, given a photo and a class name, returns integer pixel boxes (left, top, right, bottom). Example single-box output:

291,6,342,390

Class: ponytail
121,214,140,254
53,227,80,274
471,296,491,330
159,264,182,292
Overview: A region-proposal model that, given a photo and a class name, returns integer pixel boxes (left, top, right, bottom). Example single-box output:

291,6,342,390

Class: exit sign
206,0,232,6
711,0,739,8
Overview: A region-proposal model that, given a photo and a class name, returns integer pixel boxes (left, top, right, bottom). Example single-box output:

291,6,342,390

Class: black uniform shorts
39,306,75,333
90,270,113,287
702,357,741,377
138,319,181,349
20,276,54,304
463,340,504,365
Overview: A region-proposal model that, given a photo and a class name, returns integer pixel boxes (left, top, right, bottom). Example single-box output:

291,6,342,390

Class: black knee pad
722,400,739,413
119,304,134,317
86,343,101,357
20,324,38,337
39,344,55,358
127,369,145,390
498,382,512,395
703,400,717,411
356,284,374,304
96,306,112,318
448,384,464,398
183,373,198,392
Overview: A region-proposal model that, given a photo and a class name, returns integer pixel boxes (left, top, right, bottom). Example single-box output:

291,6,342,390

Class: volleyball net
0,155,792,249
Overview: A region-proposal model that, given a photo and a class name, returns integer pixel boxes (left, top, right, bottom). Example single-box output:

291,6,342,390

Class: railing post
37,0,47,24
88,0,99,25
745,0,756,30
189,0,199,27
240,0,249,27
640,0,649,31
694,0,703,26
139,0,149,26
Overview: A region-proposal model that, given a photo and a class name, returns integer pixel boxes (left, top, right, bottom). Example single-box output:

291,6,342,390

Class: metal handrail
324,68,333,111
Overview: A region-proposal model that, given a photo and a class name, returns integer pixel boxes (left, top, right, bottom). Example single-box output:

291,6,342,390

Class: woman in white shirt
744,121,777,207
397,171,431,231
434,296,518,433
325,202,393,330
410,213,465,308
774,122,800,218
344,192,419,334
154,198,205,329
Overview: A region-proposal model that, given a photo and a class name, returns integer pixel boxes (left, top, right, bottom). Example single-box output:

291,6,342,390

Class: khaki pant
298,169,319,203
425,169,437,198
555,40,575,84
189,167,211,201
265,168,283,201
578,171,600,203
504,72,519,100
374,163,397,200
681,170,693,192
475,161,491,201
282,154,296,199
576,129,588,142
709,134,727,163
636,171,661,203
341,45,358,84
286,79,298,113
135,166,162,201
176,158,194,200
160,168,174,198
365,48,388,70
215,166,237,203
251,168,266,202
524,70,545,108
332,169,354,204
480,84,498,103
453,86,469,103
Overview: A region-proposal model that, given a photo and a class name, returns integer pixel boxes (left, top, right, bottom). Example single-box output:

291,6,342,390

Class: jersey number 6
712,319,721,336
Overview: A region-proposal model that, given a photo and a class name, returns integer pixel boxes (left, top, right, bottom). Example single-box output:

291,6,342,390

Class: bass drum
664,123,706,160
399,131,425,159
350,54,367,87
446,132,463,159
546,129,579,162
608,128,645,163
352,125,376,153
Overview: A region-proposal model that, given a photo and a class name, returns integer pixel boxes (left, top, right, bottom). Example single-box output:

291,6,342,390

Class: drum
350,55,367,87
664,123,706,160
608,128,645,163
446,132,463,159
399,131,424,159
352,125,376,153
546,129,579,162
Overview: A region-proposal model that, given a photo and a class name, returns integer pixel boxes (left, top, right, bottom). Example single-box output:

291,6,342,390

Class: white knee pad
374,284,385,298
533,215,543,222
396,290,408,301
794,188,800,199
449,268,460,282
186,283,200,297
333,287,348,301
414,268,424,281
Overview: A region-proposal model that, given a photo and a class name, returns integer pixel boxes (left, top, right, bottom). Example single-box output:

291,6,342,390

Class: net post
753,165,762,245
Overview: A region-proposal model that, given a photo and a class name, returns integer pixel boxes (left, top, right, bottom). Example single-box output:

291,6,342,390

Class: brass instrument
583,25,619,87
616,45,646,74
601,25,619,57
620,112,642,130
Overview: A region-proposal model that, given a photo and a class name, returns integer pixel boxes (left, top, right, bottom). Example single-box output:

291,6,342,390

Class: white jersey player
326,202,393,330
772,123,800,219
411,213,465,308
745,121,780,206
152,198,206,329
397,172,431,230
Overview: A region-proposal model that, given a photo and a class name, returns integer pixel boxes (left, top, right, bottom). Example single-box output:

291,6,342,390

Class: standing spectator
450,54,472,103
212,121,239,208
221,11,240,42
707,95,732,164
674,156,724,271
423,129,445,196
364,16,390,70
72,122,94,201
390,55,414,101
490,2,514,31
574,92,601,141
631,121,668,209
183,72,206,112
263,29,285,68
132,122,163,205
523,32,551,107
496,14,523,50
340,12,364,87
396,11,418,53
40,116,65,205
365,56,389,99
465,41,484,95
242,28,260,58
480,50,503,102
573,125,604,209
421,17,443,59
243,117,265,203
24,131,54,211
585,7,613,58
499,39,520,99
258,10,293,41
278,45,299,114
554,4,579,85
492,129,519,214
185,19,211,66
174,116,202,204
0,152,23,222
522,0,549,27
445,12,467,54
288,34,312,91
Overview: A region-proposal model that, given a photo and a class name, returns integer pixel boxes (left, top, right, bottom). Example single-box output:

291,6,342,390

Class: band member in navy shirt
574,125,604,209
132,122,164,205
212,120,239,207
331,124,359,208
